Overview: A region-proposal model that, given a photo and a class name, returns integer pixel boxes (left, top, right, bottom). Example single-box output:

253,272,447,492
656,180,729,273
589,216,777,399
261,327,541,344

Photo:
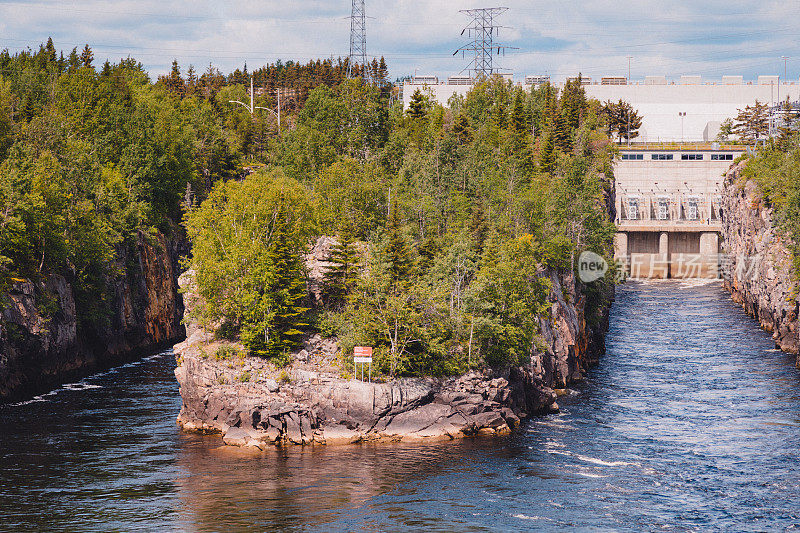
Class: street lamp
678,112,686,144
228,74,281,136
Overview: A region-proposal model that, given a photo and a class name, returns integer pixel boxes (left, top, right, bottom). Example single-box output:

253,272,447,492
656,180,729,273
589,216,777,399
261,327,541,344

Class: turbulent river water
2,280,800,532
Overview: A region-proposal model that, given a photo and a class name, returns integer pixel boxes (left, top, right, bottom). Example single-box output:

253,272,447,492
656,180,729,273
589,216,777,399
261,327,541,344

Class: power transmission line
347,0,367,80
453,7,516,79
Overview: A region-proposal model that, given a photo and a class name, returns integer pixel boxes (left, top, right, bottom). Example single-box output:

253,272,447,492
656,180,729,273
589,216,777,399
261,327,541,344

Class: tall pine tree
79,44,93,68
67,47,80,72
384,202,414,287
322,217,360,308
407,89,428,119
241,200,309,358
538,132,555,173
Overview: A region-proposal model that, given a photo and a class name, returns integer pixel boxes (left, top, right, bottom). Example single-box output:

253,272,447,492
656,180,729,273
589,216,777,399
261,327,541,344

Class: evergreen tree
161,59,185,97
511,90,527,134
539,132,555,173
322,217,360,307
80,44,93,68
384,202,414,286
561,75,587,130
267,201,309,354
101,60,112,77
601,100,642,143
44,37,56,64
67,47,80,72
407,89,428,119
417,234,438,273
468,201,489,252
553,106,571,151
733,100,770,144
377,56,388,86
186,65,198,96
241,200,309,357
776,98,800,150
494,99,507,129
453,113,473,144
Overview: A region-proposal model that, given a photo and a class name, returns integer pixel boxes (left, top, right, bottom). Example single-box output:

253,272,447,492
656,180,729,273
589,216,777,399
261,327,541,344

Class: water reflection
174,434,508,531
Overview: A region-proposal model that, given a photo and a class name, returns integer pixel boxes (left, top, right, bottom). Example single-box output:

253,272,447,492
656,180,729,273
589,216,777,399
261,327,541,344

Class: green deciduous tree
467,234,551,366
184,169,315,357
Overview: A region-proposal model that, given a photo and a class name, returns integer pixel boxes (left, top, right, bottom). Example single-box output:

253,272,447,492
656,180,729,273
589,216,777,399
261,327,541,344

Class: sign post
353,346,373,382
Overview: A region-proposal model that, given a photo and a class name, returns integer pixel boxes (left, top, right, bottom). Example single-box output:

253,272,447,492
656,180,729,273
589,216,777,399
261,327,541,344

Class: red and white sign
354,346,372,363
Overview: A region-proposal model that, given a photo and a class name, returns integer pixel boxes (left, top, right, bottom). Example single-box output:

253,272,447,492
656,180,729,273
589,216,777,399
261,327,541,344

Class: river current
1,280,799,531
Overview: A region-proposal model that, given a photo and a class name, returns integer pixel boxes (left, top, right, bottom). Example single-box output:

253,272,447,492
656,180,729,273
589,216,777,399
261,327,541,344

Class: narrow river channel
1,280,799,531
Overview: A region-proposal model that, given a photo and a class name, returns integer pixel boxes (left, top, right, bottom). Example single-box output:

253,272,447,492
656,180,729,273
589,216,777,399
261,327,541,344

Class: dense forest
0,39,616,377
185,77,617,376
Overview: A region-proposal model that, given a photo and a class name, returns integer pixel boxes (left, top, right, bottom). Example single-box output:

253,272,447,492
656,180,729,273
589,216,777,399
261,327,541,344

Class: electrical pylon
453,7,515,79
348,0,368,80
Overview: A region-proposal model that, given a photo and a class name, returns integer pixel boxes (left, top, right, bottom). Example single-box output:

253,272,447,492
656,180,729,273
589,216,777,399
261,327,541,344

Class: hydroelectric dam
404,73,800,279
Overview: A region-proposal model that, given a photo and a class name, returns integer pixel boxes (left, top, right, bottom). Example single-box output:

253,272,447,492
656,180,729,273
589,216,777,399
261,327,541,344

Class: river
1,280,799,531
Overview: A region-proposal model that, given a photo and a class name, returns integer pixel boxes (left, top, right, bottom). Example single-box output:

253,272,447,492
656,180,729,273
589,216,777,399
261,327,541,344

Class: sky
0,0,797,83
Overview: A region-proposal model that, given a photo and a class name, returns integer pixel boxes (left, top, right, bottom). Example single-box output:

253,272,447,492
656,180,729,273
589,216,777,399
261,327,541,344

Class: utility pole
348,0,368,80
626,55,632,83
453,7,516,79
625,56,633,146
782,56,789,82
678,111,686,144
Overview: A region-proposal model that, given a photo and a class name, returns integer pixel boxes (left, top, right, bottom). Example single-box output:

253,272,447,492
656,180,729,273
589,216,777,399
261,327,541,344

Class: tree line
740,118,800,274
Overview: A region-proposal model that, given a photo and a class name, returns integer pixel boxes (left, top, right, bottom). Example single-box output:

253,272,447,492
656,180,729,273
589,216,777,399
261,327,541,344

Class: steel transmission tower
348,0,368,79
453,7,515,79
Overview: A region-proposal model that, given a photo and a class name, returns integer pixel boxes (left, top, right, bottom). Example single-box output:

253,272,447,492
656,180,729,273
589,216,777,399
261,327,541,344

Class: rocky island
170,77,617,448
174,259,611,448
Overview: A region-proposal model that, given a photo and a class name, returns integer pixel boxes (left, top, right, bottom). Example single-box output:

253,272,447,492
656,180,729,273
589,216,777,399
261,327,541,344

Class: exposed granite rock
0,230,185,402
174,260,612,447
305,235,338,304
721,162,799,364
175,350,550,447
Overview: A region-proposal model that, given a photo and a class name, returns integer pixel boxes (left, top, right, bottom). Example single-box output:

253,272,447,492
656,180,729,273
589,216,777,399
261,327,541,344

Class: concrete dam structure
612,147,744,279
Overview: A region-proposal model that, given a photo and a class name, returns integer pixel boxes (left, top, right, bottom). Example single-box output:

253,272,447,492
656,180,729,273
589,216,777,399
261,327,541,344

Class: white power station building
402,74,800,143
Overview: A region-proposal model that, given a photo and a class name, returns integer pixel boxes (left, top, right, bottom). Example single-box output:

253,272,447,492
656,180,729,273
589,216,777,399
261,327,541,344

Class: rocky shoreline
0,230,185,402
174,263,612,448
721,162,799,365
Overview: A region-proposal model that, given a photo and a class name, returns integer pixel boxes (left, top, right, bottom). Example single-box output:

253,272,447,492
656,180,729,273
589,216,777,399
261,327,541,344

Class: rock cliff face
173,257,612,448
0,230,185,402
721,162,799,364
